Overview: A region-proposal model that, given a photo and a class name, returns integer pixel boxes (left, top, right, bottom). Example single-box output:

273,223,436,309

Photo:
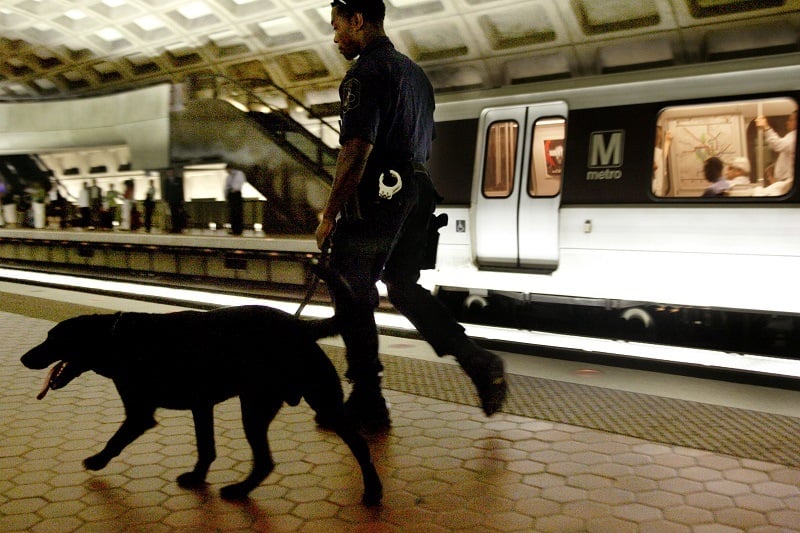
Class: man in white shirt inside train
756,110,796,183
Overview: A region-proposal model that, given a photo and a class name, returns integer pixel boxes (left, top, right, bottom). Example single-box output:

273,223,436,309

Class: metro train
418,53,800,359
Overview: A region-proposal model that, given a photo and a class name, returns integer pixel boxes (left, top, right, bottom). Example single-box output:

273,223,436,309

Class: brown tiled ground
3,310,800,532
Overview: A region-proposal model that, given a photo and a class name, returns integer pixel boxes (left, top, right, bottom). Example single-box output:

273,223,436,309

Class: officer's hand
315,218,334,251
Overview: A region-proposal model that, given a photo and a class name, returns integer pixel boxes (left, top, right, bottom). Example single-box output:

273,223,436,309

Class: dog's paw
219,482,253,501
362,470,383,507
362,489,382,507
177,471,208,489
83,454,109,471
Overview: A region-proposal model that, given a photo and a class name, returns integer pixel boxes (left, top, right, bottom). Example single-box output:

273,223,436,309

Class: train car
422,53,800,359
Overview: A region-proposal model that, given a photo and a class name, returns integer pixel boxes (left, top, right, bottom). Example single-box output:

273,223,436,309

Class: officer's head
331,0,386,60
331,0,386,24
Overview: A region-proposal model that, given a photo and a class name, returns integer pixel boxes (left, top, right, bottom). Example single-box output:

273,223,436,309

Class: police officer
316,0,507,432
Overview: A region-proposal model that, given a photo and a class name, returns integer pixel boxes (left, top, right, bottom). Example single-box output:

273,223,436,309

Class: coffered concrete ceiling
1,0,799,110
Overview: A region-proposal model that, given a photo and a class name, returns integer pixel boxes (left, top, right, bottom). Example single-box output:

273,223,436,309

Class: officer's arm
321,137,373,223
315,137,372,249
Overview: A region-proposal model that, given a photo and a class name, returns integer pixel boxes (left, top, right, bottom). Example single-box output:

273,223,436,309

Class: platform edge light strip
1,267,798,379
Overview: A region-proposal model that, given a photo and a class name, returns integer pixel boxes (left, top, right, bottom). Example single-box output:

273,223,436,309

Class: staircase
246,109,338,182
0,155,52,198
172,75,340,234
244,108,339,234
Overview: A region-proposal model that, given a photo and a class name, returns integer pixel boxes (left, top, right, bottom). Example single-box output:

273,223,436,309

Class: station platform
2,282,800,531
0,226,320,291
0,226,316,254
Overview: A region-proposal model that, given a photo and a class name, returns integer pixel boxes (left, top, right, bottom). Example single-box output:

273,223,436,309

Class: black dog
21,266,382,505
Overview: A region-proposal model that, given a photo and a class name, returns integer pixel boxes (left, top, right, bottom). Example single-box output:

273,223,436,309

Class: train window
482,120,518,198
528,117,565,197
653,97,797,199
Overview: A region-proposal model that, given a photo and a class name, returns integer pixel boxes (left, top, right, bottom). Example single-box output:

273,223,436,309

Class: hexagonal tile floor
3,307,800,532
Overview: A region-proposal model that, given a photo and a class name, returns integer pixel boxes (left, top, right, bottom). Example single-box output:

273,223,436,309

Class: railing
192,74,339,175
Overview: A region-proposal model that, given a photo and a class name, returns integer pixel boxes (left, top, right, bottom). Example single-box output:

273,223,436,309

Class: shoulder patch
341,78,361,114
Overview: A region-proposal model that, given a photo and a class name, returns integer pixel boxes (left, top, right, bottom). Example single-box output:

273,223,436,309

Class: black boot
344,382,391,434
450,337,507,416
316,379,391,434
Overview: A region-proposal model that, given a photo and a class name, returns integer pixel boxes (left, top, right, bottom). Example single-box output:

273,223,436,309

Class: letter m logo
588,130,624,168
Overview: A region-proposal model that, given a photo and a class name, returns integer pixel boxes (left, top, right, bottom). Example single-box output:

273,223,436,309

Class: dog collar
110,311,123,336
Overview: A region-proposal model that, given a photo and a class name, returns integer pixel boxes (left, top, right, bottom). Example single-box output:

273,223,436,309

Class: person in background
144,179,156,233
47,179,67,229
78,182,91,228
652,126,672,196
764,163,776,186
104,183,120,229
164,168,186,233
756,110,796,183
752,163,793,196
224,164,246,236
89,179,102,228
314,0,507,432
725,156,751,186
120,179,134,230
701,156,730,197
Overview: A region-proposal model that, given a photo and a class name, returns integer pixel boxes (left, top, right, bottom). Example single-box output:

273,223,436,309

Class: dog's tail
300,263,358,341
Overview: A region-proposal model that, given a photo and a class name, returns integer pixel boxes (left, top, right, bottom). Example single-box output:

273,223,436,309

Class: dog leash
294,237,330,318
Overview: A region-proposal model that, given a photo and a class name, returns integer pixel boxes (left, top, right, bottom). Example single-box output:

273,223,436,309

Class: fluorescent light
134,15,166,32
389,0,429,6
97,27,124,42
178,1,213,20
65,9,87,21
258,17,296,36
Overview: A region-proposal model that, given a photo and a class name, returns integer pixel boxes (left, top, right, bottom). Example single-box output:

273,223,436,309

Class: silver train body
420,54,800,358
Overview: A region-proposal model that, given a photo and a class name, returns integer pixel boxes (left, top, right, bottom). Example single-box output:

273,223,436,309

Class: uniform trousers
330,171,466,387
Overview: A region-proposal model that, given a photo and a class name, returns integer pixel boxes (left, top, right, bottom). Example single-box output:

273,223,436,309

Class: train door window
482,120,518,198
653,97,797,198
528,117,565,197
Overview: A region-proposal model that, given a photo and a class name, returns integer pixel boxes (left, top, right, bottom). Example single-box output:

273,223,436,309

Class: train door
472,102,566,271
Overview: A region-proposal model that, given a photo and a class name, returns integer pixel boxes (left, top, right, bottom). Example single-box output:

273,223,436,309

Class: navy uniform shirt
339,36,435,199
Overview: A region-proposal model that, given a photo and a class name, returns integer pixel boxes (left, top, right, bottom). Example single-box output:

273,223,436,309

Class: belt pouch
421,212,448,270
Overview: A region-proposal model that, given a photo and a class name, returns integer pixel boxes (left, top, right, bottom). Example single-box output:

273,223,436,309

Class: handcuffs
378,169,402,200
